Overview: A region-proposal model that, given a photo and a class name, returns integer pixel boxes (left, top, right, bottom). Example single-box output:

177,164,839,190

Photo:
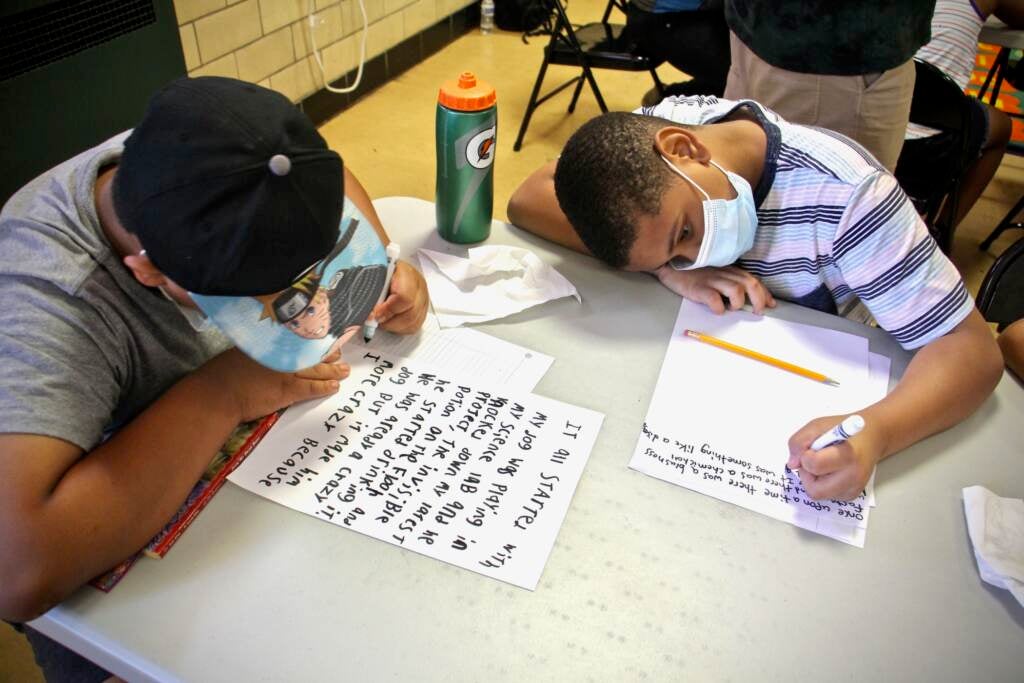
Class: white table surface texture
31,197,1024,682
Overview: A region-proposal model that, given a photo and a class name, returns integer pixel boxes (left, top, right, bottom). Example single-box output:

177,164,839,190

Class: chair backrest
907,58,973,134
543,0,658,70
977,236,1024,331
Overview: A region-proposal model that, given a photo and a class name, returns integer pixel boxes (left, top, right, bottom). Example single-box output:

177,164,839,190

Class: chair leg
991,70,1007,108
977,49,1002,101
649,69,665,98
579,62,608,113
980,193,1024,250
937,193,959,255
568,75,586,113
514,57,552,152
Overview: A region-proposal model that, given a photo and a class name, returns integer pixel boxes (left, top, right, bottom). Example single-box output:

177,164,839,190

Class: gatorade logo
466,126,497,169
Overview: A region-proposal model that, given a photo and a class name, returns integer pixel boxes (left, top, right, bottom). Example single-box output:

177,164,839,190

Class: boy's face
624,152,737,273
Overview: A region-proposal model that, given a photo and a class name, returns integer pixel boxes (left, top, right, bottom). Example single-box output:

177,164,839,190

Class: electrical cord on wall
308,0,368,94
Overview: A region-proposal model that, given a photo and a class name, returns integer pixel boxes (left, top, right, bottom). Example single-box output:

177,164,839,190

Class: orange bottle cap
438,71,496,111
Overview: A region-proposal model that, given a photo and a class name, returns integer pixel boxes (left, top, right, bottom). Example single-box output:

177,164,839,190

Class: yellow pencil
683,329,840,386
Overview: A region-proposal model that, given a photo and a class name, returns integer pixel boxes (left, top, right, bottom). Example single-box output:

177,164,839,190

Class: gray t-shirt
0,132,231,451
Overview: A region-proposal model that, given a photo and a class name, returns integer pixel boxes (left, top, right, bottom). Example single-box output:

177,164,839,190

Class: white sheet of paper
347,314,553,394
629,301,889,547
417,246,580,328
230,348,603,590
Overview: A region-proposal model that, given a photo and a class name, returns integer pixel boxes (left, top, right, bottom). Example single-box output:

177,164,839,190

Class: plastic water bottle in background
436,71,497,243
480,0,495,34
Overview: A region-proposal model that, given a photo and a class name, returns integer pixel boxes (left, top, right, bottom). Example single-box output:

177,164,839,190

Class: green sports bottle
436,71,497,243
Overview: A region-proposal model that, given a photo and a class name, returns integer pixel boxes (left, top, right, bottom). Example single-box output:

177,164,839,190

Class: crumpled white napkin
417,246,580,328
962,485,1024,606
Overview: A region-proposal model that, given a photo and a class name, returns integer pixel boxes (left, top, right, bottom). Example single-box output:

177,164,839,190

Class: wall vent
0,0,156,82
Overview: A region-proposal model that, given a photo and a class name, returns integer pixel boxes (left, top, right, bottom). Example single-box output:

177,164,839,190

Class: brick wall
174,0,476,103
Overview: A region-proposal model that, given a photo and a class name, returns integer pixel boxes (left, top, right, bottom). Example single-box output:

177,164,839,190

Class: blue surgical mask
659,155,758,270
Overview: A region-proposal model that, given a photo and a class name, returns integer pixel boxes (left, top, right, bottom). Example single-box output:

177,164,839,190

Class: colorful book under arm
89,412,280,592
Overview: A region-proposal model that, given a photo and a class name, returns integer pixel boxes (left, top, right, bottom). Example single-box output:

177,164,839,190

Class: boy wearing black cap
0,75,429,643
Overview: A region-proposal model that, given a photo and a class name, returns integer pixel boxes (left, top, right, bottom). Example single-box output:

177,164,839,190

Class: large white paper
347,314,553,393
417,246,580,328
230,348,603,590
629,301,889,547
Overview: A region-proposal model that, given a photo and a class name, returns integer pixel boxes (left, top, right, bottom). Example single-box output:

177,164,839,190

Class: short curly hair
553,112,682,268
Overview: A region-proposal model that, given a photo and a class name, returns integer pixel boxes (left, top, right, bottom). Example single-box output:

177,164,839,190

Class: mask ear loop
660,155,710,200
661,155,716,271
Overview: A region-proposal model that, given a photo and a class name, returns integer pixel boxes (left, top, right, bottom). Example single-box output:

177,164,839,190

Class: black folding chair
894,59,976,254
512,0,665,151
979,194,1024,251
977,235,1024,332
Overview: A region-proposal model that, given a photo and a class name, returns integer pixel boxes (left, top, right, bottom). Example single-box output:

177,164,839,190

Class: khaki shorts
724,32,916,172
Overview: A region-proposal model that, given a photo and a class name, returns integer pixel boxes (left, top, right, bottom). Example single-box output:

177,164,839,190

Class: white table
980,18,1024,50
977,18,1024,105
31,197,1024,682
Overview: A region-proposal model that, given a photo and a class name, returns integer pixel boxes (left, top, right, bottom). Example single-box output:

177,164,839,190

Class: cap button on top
268,154,292,176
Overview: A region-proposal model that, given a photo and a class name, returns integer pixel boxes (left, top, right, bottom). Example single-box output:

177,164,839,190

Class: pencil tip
824,378,840,387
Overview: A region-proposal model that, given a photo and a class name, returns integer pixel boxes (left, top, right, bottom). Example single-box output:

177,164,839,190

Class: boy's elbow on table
506,176,551,235
947,314,1005,402
506,191,528,231
973,330,1006,399
891,316,1003,448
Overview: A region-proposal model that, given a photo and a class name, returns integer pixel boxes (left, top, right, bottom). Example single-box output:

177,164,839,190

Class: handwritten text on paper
229,350,603,589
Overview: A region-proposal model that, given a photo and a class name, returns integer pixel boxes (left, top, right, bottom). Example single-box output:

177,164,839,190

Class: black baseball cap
113,76,344,296
110,76,392,373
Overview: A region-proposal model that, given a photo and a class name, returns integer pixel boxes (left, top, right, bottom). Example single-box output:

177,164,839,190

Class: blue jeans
9,623,110,683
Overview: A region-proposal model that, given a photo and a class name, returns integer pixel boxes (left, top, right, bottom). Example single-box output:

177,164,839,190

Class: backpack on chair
494,0,549,32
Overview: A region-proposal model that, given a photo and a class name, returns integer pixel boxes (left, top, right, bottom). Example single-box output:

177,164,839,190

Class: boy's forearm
864,310,1002,459
507,161,591,255
9,371,242,619
343,166,391,245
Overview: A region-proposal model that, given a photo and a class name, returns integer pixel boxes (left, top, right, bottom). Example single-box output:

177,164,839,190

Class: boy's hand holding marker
787,414,885,502
366,254,429,338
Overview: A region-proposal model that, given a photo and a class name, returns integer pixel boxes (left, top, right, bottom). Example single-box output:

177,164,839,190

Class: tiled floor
4,1,1023,679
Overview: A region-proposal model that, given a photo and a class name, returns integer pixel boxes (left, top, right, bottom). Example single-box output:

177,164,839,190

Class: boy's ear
123,252,168,288
654,126,711,164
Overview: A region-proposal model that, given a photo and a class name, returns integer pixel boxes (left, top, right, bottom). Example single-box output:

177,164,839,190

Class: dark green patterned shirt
726,0,937,75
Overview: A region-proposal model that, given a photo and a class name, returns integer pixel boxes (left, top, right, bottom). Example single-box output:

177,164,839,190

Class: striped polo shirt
637,96,975,350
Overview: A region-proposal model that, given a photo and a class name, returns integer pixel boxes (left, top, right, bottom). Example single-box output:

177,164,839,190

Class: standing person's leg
723,31,754,101
725,36,915,171
724,32,831,126
830,59,916,172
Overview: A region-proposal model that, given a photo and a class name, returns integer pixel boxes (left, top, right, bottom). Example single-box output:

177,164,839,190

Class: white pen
810,414,865,451
363,243,400,343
